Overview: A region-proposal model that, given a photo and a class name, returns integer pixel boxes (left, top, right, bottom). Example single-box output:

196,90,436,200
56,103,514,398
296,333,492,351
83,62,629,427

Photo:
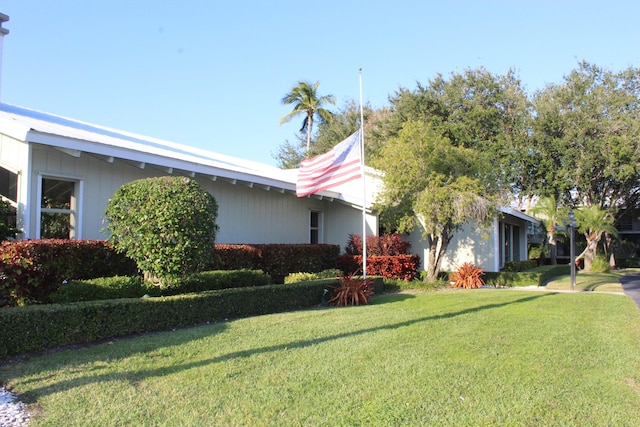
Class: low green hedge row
0,279,333,359
49,270,271,303
484,264,571,287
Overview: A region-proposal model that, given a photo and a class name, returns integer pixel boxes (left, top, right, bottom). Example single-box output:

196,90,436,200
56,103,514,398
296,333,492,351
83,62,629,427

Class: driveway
619,274,640,309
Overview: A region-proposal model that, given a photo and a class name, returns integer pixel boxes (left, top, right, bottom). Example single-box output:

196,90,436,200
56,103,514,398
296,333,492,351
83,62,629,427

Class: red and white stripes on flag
296,130,362,197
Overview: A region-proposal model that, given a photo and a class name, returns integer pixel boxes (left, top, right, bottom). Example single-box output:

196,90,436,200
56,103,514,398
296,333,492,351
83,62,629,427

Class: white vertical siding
26,144,371,249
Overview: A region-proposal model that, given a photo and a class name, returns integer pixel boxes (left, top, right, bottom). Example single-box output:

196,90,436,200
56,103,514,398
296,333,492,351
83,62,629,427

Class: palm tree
279,81,336,155
528,196,563,265
575,205,618,272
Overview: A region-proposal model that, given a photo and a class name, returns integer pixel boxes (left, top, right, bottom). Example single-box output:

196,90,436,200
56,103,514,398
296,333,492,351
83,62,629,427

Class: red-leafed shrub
337,254,420,281
328,273,374,306
213,244,340,284
345,233,411,256
213,244,262,270
0,240,137,307
450,263,485,289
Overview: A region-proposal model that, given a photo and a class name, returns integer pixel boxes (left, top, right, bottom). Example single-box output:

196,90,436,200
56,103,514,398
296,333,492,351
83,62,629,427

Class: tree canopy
279,81,336,156
373,120,500,281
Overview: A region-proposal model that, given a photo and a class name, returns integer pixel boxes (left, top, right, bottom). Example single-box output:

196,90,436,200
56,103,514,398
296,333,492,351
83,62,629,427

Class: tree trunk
583,236,599,272
305,113,313,155
424,232,450,282
548,231,557,265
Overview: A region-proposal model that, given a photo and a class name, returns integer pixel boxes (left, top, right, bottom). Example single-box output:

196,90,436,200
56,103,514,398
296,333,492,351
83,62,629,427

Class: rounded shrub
104,177,219,284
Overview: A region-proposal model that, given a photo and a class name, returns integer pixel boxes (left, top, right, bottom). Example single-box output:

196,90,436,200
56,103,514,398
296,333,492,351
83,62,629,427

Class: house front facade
0,104,379,251
406,208,538,273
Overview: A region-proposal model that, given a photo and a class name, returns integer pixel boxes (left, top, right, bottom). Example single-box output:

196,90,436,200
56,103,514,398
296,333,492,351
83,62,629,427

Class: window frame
36,174,84,239
309,210,324,244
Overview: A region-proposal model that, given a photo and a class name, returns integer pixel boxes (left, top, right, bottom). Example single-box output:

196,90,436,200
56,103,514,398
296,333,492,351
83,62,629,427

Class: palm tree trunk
305,113,313,155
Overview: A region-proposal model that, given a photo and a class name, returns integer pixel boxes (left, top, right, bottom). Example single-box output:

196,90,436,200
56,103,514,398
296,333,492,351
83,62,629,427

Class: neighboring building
0,103,379,251
406,207,538,273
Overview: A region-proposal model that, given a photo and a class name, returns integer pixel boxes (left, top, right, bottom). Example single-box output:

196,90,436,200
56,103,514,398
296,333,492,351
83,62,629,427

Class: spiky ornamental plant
104,177,219,286
328,273,374,306
451,263,485,289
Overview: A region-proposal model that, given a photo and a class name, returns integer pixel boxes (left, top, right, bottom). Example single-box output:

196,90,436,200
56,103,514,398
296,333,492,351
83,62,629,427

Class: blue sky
2,1,639,166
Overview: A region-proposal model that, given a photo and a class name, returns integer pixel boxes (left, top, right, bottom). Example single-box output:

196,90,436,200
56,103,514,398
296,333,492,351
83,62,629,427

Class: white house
407,208,538,273
0,103,379,251
0,12,536,272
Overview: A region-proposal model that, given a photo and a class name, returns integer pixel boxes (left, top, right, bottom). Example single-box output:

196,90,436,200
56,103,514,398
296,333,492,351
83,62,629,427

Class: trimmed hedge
484,265,571,287
49,270,271,303
0,280,331,359
337,254,420,281
214,244,340,284
503,260,538,272
0,240,137,307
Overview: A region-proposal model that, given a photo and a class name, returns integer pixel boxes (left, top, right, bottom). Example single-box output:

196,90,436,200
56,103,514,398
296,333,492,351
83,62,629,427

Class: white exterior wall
26,144,372,250
407,213,531,273
0,133,30,238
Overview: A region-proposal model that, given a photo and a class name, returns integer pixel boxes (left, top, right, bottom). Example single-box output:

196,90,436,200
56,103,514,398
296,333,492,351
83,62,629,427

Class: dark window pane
310,229,319,244
42,179,73,209
41,212,70,239
0,167,18,202
310,211,319,228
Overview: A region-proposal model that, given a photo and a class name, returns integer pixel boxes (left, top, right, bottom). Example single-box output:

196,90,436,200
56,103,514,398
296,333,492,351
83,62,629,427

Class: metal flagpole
359,68,367,279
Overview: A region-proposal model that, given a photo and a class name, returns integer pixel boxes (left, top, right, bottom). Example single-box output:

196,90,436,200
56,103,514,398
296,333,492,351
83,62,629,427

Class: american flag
296,130,362,197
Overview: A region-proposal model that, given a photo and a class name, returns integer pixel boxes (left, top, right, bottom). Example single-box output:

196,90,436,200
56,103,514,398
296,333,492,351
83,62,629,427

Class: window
39,177,77,239
310,211,323,244
0,165,19,234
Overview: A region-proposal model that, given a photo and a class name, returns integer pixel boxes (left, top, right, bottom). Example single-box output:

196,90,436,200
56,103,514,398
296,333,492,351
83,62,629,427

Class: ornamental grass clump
328,273,374,306
451,262,485,289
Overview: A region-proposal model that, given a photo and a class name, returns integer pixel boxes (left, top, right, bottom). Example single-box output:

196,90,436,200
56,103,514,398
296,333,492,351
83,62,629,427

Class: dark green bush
49,276,156,303
48,270,271,303
503,260,538,272
0,280,332,359
617,258,640,268
105,177,219,282
165,269,271,295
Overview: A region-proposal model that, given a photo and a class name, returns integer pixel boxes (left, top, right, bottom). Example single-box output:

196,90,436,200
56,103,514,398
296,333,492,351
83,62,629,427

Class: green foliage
590,255,610,273
0,199,18,240
284,269,339,284
49,270,271,303
327,273,374,306
532,61,640,209
374,120,499,281
383,277,447,292
104,177,219,282
50,276,153,303
0,281,332,359
279,80,336,155
503,260,538,272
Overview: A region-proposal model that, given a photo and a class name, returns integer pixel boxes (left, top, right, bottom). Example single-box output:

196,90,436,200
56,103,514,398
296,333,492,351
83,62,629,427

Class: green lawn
2,289,640,426
544,268,640,292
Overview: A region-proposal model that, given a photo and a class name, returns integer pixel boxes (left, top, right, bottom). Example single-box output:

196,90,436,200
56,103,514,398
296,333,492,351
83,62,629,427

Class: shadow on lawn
15,291,558,401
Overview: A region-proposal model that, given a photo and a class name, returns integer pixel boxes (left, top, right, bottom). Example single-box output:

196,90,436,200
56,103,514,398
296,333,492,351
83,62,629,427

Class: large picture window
39,177,78,239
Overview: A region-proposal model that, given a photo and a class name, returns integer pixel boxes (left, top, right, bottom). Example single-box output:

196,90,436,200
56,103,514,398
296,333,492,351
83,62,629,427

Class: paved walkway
619,274,640,309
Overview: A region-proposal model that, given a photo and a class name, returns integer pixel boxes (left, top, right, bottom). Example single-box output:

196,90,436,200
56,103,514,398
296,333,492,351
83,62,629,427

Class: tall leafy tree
379,67,534,203
374,120,501,282
279,81,336,155
574,205,618,272
532,62,640,210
